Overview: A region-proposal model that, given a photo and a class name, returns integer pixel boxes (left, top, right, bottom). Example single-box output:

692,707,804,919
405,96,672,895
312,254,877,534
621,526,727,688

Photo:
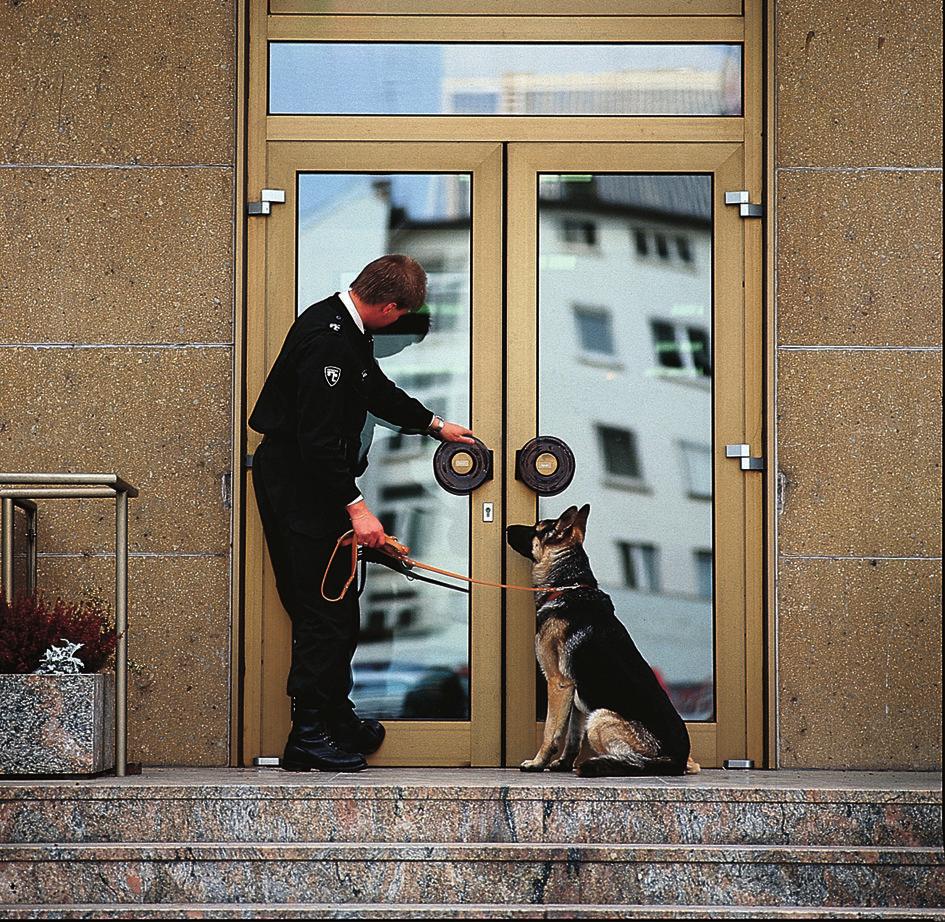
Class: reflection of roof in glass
540,175,713,225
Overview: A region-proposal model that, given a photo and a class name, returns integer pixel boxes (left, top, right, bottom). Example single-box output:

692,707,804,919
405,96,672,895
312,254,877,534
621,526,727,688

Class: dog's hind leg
576,709,677,777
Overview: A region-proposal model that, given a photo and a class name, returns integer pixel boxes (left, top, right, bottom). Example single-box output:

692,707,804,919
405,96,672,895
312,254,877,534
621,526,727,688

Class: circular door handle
433,437,494,495
515,436,576,496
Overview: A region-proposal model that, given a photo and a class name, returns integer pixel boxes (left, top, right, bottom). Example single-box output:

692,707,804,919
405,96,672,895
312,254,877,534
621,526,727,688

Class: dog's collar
539,584,595,605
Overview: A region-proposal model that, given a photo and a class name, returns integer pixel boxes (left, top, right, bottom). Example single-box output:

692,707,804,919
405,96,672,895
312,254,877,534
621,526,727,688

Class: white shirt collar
338,289,365,335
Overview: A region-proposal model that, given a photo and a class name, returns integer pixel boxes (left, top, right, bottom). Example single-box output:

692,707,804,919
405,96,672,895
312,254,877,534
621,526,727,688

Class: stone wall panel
775,0,943,167
777,350,942,558
0,168,234,345
0,0,234,165
778,557,942,770
0,347,232,555
777,170,943,346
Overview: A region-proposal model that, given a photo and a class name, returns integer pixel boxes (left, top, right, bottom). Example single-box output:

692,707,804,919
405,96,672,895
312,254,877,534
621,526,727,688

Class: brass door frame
244,141,504,765
241,0,767,767
269,2,743,16
505,142,755,768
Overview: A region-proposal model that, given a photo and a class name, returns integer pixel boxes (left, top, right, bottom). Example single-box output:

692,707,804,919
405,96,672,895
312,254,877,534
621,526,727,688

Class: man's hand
347,501,387,548
440,421,476,445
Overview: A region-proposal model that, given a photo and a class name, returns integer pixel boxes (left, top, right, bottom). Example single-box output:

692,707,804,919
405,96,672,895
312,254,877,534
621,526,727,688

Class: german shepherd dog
507,504,700,777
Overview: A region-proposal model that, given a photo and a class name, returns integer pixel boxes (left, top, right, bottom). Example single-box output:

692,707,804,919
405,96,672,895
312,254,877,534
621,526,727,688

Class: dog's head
506,504,591,563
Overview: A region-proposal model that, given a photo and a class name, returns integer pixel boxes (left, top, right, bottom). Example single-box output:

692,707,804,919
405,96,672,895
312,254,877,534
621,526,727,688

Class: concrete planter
0,674,115,775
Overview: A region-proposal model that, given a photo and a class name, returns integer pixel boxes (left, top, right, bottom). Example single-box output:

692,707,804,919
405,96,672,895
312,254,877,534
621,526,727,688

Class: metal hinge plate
725,190,764,218
726,443,764,471
247,189,286,216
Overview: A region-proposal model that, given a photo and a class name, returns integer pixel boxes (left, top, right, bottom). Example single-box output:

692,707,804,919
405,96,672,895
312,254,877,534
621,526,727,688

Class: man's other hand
347,502,387,548
440,421,476,445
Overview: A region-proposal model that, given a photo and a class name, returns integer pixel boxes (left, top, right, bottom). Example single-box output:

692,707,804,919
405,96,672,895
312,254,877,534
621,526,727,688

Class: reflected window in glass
680,442,713,499
574,306,616,356
619,542,661,592
652,320,684,369
562,219,598,247
695,550,714,600
655,233,670,260
687,328,712,377
598,426,642,479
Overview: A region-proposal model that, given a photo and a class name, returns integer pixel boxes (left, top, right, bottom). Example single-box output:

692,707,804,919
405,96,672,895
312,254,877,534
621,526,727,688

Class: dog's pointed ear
575,504,590,531
558,506,579,528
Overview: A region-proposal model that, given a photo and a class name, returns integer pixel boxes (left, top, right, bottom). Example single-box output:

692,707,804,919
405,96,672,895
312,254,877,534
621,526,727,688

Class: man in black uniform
249,255,475,772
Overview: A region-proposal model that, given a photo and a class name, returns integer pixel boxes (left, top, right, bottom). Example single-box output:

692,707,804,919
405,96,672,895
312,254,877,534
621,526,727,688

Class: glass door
244,142,503,765
504,142,755,768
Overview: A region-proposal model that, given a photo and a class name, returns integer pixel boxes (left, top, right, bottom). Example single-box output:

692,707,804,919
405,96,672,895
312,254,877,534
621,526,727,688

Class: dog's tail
577,756,687,778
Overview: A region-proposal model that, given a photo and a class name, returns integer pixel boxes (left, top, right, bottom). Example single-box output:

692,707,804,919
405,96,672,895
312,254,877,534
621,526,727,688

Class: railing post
26,506,37,595
1,497,13,605
115,490,129,778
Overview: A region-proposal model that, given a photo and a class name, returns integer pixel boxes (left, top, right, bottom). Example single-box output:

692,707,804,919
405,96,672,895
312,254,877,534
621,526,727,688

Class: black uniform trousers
253,437,360,717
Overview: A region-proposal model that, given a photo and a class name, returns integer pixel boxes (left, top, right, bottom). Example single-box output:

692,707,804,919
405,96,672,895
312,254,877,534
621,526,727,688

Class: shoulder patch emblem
324,366,342,387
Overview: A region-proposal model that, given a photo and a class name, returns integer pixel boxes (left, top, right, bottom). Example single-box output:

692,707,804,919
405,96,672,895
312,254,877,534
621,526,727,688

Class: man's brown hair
351,254,427,312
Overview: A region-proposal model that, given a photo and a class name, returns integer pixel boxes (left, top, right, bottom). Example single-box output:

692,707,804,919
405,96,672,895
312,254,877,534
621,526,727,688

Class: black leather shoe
282,709,367,772
327,710,386,756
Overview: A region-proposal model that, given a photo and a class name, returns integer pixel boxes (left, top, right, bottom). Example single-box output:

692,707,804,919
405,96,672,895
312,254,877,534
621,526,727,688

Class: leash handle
321,531,412,602
320,530,359,603
321,529,591,602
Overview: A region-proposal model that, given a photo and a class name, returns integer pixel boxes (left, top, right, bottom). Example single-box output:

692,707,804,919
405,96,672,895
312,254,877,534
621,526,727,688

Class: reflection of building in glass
296,171,714,721
270,43,744,117
297,174,472,720
443,60,742,116
536,174,714,720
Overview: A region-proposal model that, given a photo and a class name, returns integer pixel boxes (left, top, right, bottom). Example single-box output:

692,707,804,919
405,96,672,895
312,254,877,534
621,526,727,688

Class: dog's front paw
547,757,575,772
519,758,547,772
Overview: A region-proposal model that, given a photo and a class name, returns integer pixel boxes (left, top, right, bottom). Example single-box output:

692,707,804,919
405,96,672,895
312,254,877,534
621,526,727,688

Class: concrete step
5,903,945,919
1,770,941,847
1,842,943,908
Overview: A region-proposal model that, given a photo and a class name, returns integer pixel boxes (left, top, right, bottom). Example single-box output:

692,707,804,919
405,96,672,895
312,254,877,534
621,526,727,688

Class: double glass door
244,140,759,768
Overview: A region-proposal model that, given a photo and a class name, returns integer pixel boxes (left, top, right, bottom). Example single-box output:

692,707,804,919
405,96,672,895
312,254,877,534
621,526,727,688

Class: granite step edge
2,842,943,864
1,785,940,804
3,904,945,920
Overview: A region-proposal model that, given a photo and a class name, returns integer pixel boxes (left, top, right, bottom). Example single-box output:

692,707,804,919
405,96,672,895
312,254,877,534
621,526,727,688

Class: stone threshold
1,767,941,799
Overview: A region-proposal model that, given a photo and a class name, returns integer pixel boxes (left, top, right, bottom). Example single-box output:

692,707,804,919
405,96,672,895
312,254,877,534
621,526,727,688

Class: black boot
282,708,367,772
327,708,386,756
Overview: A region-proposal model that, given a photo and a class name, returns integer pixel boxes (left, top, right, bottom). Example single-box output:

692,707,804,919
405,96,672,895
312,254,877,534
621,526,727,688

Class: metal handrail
0,473,137,777
0,472,139,497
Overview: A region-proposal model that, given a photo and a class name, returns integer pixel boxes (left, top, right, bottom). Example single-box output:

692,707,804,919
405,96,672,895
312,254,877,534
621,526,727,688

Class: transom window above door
268,43,743,116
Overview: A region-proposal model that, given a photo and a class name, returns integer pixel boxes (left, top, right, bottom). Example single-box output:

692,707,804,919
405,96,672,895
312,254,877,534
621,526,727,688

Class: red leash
321,530,592,602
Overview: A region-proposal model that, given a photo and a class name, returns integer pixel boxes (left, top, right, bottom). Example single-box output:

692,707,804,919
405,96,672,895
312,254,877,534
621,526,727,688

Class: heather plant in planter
0,594,118,775
0,594,116,675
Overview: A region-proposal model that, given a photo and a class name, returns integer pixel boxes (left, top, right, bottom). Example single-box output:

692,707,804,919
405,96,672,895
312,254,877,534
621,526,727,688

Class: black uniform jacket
249,295,433,537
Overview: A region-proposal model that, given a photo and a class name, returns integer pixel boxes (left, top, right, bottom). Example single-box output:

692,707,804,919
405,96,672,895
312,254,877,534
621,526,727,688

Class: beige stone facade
0,1,940,769
773,0,942,769
1,0,236,765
